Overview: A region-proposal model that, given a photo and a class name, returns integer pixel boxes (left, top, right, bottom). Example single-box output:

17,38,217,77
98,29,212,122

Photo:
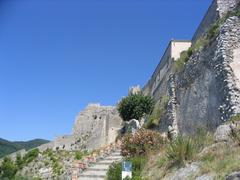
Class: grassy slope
0,138,49,158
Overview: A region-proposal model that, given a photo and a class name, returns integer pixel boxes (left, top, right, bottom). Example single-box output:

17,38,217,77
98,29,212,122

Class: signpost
122,161,132,179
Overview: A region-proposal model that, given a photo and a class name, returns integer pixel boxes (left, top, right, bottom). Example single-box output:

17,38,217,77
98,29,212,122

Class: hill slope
0,138,49,158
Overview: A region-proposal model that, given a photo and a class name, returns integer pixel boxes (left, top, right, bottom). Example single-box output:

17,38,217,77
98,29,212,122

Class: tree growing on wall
117,92,154,121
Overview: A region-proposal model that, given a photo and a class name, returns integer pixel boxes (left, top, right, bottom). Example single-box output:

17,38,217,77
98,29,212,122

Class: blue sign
122,161,132,172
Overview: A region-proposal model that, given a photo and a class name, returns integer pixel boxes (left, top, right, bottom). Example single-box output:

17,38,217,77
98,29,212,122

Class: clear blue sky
0,0,212,141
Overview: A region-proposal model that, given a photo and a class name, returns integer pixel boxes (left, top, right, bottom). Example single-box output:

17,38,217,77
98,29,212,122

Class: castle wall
36,104,122,152
175,15,240,134
192,0,219,43
143,0,240,135
171,41,192,60
143,41,191,100
192,0,239,43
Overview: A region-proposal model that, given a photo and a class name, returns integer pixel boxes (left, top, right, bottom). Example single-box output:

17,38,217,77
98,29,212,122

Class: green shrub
0,157,18,179
107,162,121,180
121,129,164,157
107,157,146,180
118,92,154,121
52,161,62,176
174,51,188,72
207,23,220,40
227,114,240,145
230,126,240,146
23,148,39,164
145,96,170,129
145,106,161,129
192,37,209,52
16,154,24,170
75,151,83,160
229,113,240,122
192,129,214,151
166,136,195,167
130,156,146,179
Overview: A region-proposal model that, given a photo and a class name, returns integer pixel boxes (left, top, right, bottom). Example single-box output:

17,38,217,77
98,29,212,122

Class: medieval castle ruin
8,0,240,157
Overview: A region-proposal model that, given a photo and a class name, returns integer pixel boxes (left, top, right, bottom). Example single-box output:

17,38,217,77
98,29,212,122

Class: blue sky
0,0,212,141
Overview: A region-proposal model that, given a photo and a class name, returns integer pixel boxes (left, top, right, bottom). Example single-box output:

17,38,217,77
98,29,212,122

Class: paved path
78,150,122,180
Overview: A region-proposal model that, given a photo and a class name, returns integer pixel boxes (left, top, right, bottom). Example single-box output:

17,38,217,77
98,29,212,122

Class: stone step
77,149,122,179
94,161,113,165
104,156,122,161
111,151,121,155
87,167,108,171
89,164,110,169
79,171,107,178
78,177,104,180
99,160,116,164
81,170,107,176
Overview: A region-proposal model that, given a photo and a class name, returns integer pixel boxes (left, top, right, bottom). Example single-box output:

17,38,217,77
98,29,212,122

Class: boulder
125,119,141,134
226,171,240,180
167,162,201,180
214,124,232,142
195,175,214,180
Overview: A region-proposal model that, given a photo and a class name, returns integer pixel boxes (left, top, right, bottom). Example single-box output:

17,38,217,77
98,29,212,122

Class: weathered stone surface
166,162,201,180
226,171,240,180
72,103,122,150
125,119,140,133
214,124,232,142
195,175,214,180
142,3,240,135
11,104,123,156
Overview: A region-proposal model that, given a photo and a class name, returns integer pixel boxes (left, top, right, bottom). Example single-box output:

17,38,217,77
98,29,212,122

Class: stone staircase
77,149,122,180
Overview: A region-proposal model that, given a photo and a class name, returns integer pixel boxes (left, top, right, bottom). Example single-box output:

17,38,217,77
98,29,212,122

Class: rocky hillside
0,138,49,158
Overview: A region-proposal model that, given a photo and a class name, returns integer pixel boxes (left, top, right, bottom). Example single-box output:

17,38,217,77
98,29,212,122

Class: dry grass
198,143,240,179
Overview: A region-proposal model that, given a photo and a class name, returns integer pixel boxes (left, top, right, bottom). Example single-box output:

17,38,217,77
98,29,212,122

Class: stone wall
142,0,240,135
192,0,240,43
39,104,122,152
192,0,218,42
142,41,191,100
72,104,122,150
172,15,240,134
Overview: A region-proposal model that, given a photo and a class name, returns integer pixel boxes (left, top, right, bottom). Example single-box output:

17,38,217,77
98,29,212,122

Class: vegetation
230,123,240,146
174,6,240,73
118,92,154,121
0,138,49,158
121,129,164,157
145,96,170,129
23,148,39,164
107,162,122,180
0,157,18,179
0,148,40,179
107,156,147,180
165,136,195,167
199,143,240,179
229,113,240,122
75,151,84,160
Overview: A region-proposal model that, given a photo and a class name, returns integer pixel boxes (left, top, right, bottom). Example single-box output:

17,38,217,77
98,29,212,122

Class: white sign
122,161,132,179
